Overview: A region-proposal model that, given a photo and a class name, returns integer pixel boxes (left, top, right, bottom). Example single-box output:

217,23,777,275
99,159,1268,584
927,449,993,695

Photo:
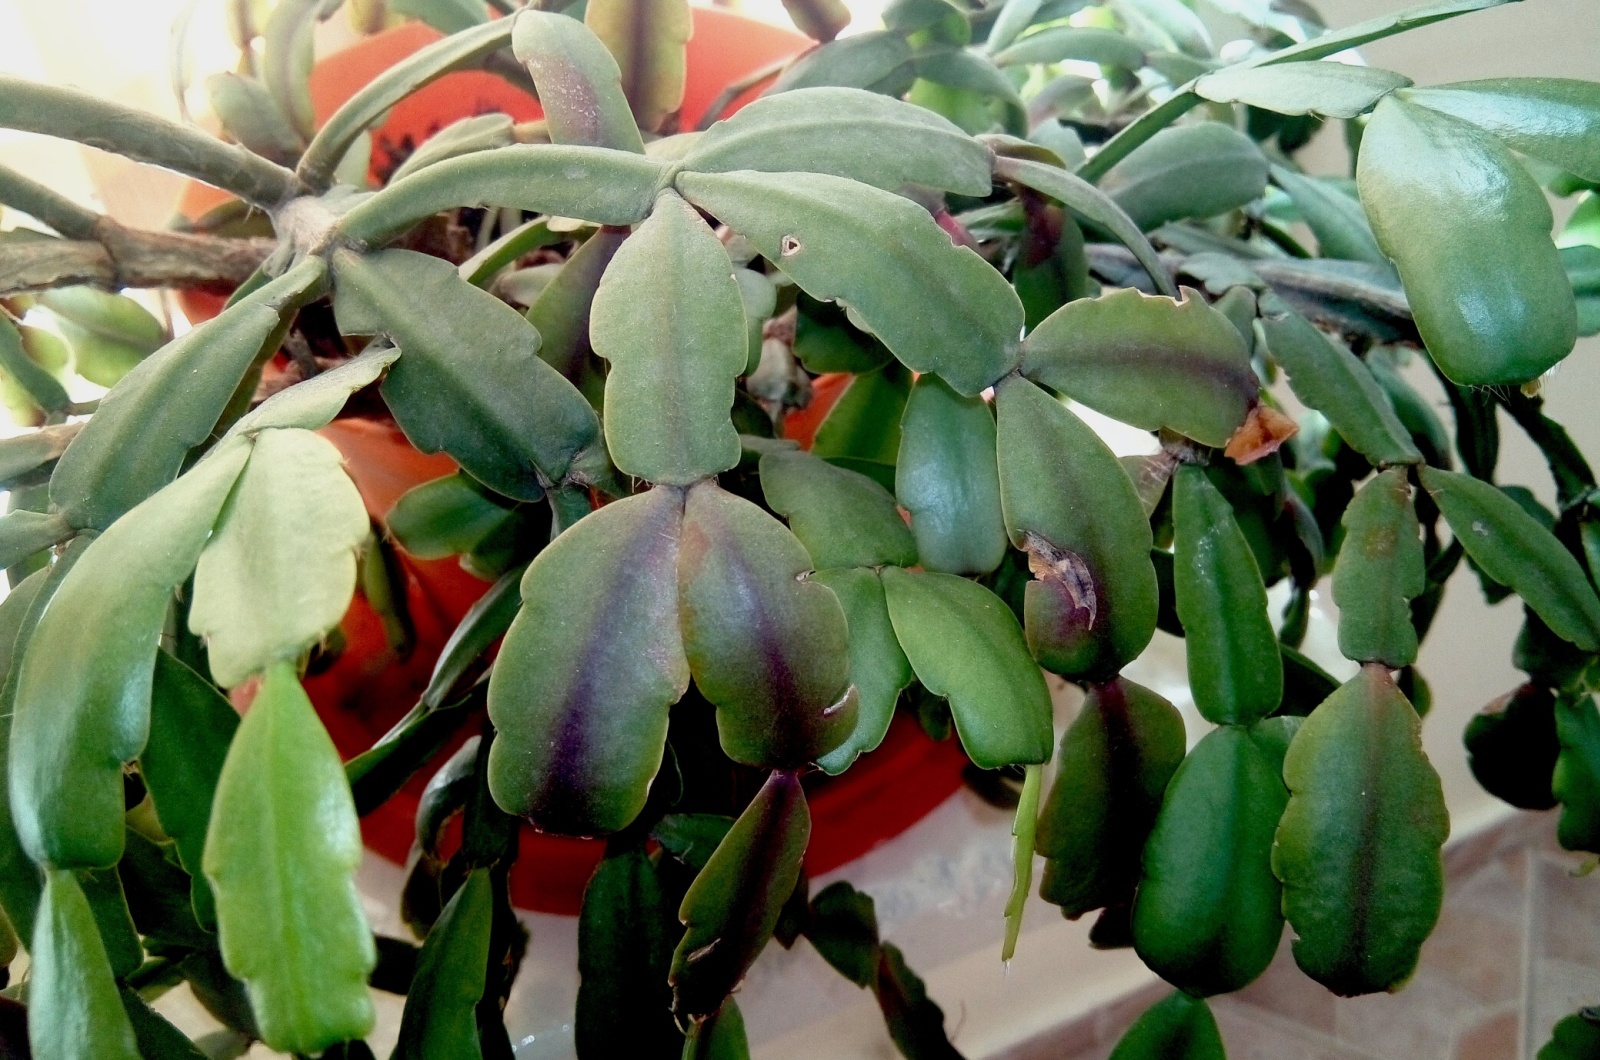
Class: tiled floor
1004,810,1600,1060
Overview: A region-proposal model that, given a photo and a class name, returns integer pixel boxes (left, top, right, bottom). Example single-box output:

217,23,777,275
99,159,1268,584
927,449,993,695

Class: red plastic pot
181,13,969,915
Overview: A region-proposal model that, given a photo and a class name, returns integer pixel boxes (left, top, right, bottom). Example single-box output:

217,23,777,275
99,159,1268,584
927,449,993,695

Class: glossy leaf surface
585,0,691,133
1256,295,1420,467
1332,469,1424,666
677,169,1024,396
1173,465,1282,725
895,375,1006,576
995,376,1158,679
1274,665,1448,996
142,650,239,924
1133,724,1288,996
671,771,809,1019
1037,677,1185,918
331,248,603,499
487,488,688,834
29,870,141,1060
393,868,491,1060
11,442,249,868
1357,95,1575,386
1108,991,1225,1060
880,566,1052,767
1021,288,1257,448
204,662,375,1053
1100,123,1269,230
1553,696,1600,854
591,190,745,485
1195,62,1409,118
1403,78,1600,183
679,482,855,767
190,429,368,688
514,11,647,153
49,259,324,530
577,849,681,1056
683,88,992,196
760,449,915,570
1420,467,1600,651
811,569,913,775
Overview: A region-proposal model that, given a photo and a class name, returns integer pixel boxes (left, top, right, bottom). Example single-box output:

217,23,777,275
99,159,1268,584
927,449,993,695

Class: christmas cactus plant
1,0,1599,1056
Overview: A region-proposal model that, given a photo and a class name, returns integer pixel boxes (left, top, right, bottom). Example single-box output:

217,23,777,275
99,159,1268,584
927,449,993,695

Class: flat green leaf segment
28,871,141,1060
300,19,514,187
1420,467,1600,651
528,225,628,380
1196,62,1411,118
224,346,399,439
995,377,1157,680
10,442,249,869
760,449,916,570
142,651,238,926
811,569,913,775
881,566,1052,767
204,662,375,1053
393,868,492,1060
679,482,856,768
336,144,667,247
0,568,50,945
1108,991,1224,1060
331,247,603,500
991,153,1175,297
676,169,1024,396
585,0,692,133
671,771,809,1020
1403,79,1600,183
1269,166,1388,266
1133,724,1288,997
1022,288,1257,449
1357,95,1575,386
1256,295,1420,467
590,190,746,485
1274,664,1448,996
1172,465,1282,726
577,848,681,1056
1037,677,1185,919
487,487,688,835
513,11,646,153
683,88,993,196
1554,696,1600,854
50,258,326,531
896,376,1005,575
1100,123,1269,231
1332,469,1424,666
387,473,517,561
190,429,368,688
993,26,1145,69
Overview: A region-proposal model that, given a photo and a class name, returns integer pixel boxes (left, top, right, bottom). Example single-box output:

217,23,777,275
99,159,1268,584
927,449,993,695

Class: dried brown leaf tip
1224,403,1298,464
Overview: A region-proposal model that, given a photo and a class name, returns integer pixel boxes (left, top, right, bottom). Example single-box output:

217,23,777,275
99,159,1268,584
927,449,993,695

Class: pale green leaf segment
204,662,375,1054
28,870,142,1060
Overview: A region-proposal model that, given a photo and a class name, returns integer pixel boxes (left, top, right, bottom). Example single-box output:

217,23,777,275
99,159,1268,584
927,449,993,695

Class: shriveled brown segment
1023,530,1098,628
1224,403,1299,464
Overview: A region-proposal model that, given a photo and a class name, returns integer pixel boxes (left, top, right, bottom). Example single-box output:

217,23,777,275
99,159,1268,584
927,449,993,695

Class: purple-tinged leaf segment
995,376,1156,680
487,487,689,835
678,481,856,768
1037,677,1185,919
811,569,913,776
513,11,647,153
671,771,810,1020
1274,665,1447,996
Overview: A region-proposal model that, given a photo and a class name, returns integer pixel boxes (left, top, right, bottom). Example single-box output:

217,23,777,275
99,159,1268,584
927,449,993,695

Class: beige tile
1212,1002,1384,1060
1334,968,1487,1060
1421,902,1524,1003
1233,939,1338,1034
1531,855,1600,970
1526,959,1600,1056
1453,1007,1519,1060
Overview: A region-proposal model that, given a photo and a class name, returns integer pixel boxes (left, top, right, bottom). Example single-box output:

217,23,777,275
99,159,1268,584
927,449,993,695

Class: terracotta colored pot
181,14,970,914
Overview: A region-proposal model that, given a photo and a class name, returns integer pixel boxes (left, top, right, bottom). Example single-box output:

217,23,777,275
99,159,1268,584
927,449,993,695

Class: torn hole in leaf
1023,530,1098,628
1223,403,1298,464
780,234,803,257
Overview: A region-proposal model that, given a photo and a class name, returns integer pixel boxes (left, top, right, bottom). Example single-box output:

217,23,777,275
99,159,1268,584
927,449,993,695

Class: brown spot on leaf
1224,403,1298,464
1023,530,1097,628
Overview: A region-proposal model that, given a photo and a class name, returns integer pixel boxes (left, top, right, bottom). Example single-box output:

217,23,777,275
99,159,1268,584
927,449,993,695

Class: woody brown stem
0,220,275,297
